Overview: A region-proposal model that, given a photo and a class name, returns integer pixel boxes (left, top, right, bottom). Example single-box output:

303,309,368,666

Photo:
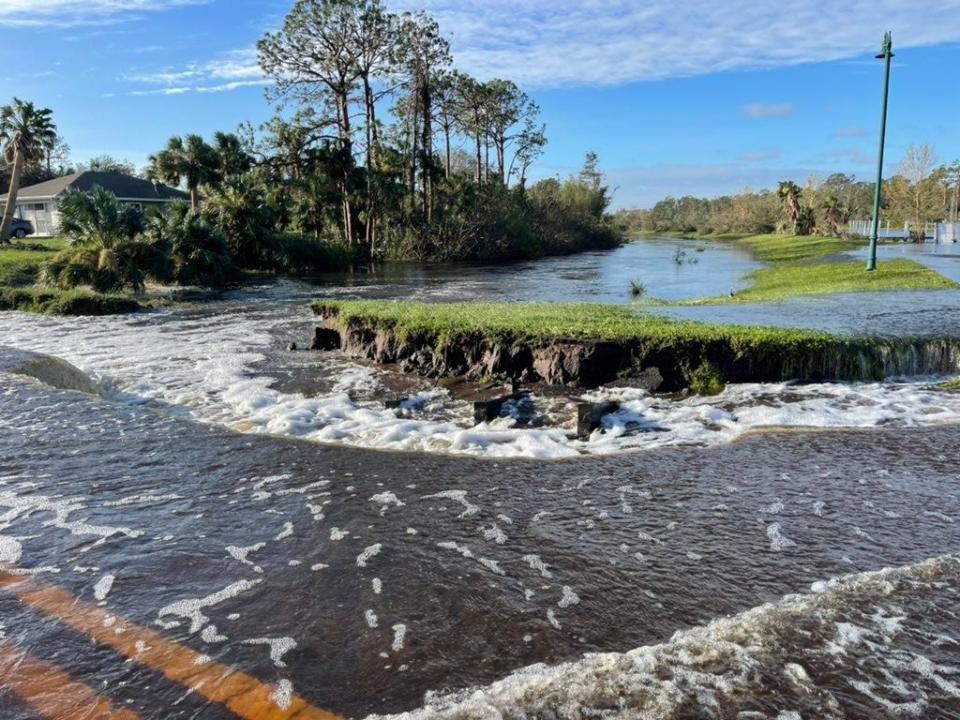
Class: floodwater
1,370,959,719
311,236,763,304
0,237,959,718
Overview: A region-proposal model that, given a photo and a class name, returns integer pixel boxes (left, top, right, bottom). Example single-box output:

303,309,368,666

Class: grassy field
731,233,865,262
684,259,959,305
0,239,68,286
634,233,956,304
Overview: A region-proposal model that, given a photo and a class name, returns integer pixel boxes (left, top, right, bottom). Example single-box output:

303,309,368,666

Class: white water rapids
1,287,959,459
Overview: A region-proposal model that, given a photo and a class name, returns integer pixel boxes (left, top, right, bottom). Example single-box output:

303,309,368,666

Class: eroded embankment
313,301,960,390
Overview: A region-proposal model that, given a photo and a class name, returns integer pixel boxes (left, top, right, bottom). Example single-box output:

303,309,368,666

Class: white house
0,171,190,237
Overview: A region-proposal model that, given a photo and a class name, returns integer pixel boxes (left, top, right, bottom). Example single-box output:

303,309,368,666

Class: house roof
1,171,190,203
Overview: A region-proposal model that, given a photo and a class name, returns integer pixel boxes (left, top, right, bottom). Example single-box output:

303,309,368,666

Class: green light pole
867,31,894,272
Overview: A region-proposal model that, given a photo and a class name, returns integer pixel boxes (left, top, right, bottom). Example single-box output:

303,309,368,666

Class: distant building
0,171,189,237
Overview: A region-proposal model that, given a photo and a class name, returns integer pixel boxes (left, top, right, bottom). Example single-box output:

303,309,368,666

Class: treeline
619,144,960,240
142,0,619,265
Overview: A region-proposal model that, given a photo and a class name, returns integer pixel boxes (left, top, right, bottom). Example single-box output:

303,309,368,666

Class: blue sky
1,0,959,208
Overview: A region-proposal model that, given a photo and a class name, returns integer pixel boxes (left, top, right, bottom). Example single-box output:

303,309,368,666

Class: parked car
5,218,34,240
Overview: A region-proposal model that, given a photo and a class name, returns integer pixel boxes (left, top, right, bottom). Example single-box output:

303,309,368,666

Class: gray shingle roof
1,171,190,203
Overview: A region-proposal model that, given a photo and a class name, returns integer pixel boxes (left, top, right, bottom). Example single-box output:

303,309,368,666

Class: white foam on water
370,491,405,516
369,554,960,720
357,544,382,568
93,574,115,601
0,535,22,565
423,491,479,518
243,636,297,668
558,586,580,608
4,300,960,458
271,679,294,711
157,579,261,634
392,624,407,652
767,523,797,552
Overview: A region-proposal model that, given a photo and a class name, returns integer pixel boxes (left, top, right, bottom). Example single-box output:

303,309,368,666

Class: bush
145,203,234,287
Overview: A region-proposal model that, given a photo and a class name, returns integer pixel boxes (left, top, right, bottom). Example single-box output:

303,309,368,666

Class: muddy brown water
1,371,959,718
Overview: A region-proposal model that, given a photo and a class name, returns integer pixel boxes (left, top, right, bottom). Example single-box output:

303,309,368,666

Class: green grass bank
312,300,960,390
636,233,958,304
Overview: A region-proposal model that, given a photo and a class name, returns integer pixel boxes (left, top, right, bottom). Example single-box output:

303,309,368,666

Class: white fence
848,220,959,243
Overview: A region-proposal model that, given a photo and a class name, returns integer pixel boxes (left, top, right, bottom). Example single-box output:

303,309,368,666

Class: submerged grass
685,259,959,305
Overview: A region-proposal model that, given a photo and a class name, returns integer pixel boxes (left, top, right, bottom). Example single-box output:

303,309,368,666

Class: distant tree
258,0,365,244
148,135,221,213
888,144,942,242
777,181,803,234
212,132,252,183
0,98,57,243
76,155,138,176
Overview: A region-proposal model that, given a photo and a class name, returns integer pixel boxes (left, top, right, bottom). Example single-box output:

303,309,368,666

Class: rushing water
0,278,958,459
0,370,958,718
1,238,959,718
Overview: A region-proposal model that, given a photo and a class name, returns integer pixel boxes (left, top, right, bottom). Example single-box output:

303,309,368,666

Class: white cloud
0,0,211,27
742,103,795,119
387,0,960,87
123,48,267,95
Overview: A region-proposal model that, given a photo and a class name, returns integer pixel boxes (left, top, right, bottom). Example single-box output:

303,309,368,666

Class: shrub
145,202,234,287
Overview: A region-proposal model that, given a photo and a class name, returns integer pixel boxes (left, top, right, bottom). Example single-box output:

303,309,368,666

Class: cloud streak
0,0,211,27
742,103,795,118
386,0,960,87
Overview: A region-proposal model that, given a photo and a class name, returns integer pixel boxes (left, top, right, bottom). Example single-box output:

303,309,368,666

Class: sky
1,0,959,209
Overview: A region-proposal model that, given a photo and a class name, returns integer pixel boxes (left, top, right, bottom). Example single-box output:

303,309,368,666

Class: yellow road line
0,639,141,720
0,572,342,720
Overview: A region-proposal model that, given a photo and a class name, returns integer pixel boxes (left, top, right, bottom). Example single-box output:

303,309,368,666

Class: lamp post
867,31,894,272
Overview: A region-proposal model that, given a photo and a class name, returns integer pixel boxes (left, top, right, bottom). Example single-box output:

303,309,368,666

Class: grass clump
939,377,960,390
0,286,140,315
629,280,647,298
686,361,726,395
684,259,958,305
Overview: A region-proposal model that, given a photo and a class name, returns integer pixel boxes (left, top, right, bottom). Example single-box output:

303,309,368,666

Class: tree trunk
496,137,505,182
0,149,23,244
337,91,354,245
408,82,419,201
475,131,483,188
363,76,377,254
443,123,451,179
420,75,433,224
189,186,199,214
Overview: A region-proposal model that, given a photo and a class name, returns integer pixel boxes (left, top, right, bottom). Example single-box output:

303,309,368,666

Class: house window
28,203,46,212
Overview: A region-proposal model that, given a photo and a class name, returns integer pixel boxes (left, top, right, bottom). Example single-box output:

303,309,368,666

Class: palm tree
777,181,802,234
0,98,57,243
213,131,252,183
40,187,158,293
147,135,221,213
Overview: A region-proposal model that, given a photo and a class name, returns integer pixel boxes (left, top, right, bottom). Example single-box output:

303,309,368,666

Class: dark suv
5,218,34,241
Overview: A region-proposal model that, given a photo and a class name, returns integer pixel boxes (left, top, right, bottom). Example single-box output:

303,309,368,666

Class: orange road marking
0,639,141,720
0,572,342,720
